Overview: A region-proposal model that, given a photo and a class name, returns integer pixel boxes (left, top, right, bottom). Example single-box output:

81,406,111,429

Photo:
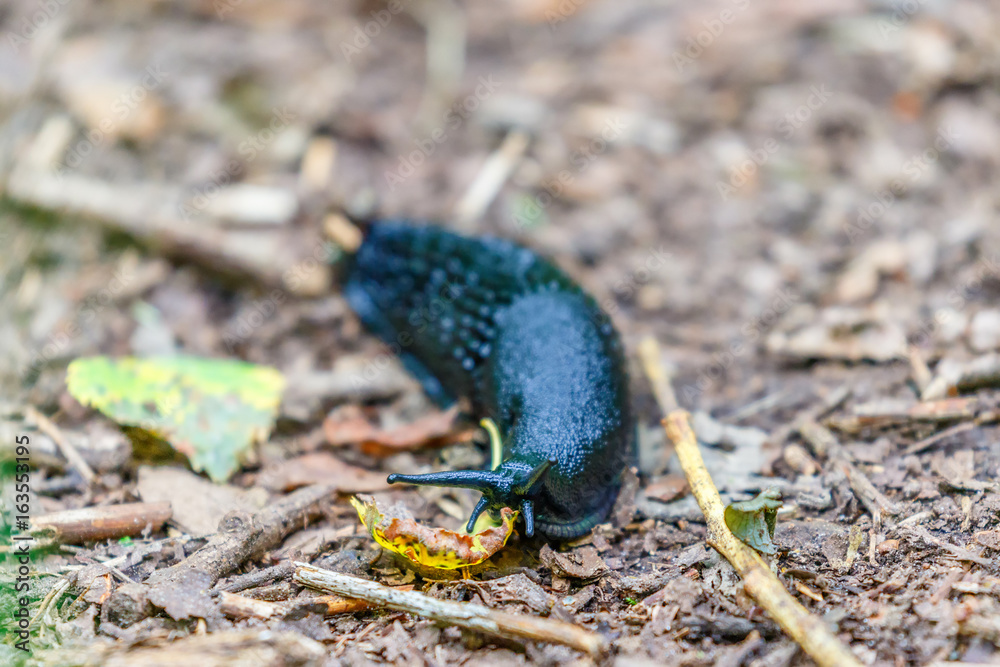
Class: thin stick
663,412,862,667
903,420,976,456
217,590,386,620
293,562,605,657
638,336,678,412
727,390,789,422
454,130,530,227
765,384,851,449
798,420,900,527
29,577,70,629
32,502,172,544
907,345,933,392
216,561,296,593
25,407,96,484
218,591,284,620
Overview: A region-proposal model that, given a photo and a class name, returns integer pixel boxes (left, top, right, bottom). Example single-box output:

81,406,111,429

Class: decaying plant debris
2,1,1000,666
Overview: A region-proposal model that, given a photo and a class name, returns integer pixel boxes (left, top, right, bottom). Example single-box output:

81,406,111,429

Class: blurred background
3,2,1000,662
2,0,1000,411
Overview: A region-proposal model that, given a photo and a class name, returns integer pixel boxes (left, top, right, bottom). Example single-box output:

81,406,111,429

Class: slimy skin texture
344,221,634,539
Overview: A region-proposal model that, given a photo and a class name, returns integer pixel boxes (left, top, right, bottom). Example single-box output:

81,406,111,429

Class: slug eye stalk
386,457,556,538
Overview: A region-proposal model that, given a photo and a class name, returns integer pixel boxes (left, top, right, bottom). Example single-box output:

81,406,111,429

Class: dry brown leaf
323,405,473,456
644,474,691,502
351,495,517,570
258,452,391,492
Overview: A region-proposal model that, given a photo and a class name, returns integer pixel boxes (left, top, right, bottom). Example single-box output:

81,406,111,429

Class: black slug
343,220,634,539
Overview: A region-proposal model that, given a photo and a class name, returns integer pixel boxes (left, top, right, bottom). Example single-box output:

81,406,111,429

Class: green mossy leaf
724,487,783,555
66,356,285,482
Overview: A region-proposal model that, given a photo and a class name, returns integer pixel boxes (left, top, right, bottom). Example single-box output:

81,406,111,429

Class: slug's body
344,221,633,539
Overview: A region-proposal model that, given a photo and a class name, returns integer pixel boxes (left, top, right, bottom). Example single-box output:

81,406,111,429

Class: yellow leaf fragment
351,495,517,570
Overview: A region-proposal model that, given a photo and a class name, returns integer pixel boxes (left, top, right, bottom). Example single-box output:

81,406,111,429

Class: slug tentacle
385,469,502,492
466,496,491,533
388,457,556,536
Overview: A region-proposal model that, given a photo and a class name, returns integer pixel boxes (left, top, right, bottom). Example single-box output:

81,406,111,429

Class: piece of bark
539,545,609,580
826,397,977,432
145,483,335,589
218,591,284,620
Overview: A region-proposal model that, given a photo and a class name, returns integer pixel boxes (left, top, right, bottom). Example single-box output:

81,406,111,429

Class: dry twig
765,385,851,449
25,407,96,484
215,561,296,594
218,589,385,620
33,502,172,544
798,420,899,529
904,419,985,456
6,166,325,295
638,335,678,412
454,129,530,227
663,412,862,667
636,337,860,667
294,562,605,657
218,592,284,620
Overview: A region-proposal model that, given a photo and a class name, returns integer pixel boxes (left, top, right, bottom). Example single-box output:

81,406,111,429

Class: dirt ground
2,0,1000,665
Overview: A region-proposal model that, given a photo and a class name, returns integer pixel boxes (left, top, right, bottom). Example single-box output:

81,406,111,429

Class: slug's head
386,458,555,537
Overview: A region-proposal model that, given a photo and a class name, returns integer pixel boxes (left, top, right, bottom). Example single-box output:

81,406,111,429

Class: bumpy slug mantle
344,221,634,539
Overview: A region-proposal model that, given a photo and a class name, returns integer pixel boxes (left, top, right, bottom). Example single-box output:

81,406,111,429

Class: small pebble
876,539,900,554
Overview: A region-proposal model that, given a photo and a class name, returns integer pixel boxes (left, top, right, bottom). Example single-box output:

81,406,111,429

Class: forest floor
1,0,1000,665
